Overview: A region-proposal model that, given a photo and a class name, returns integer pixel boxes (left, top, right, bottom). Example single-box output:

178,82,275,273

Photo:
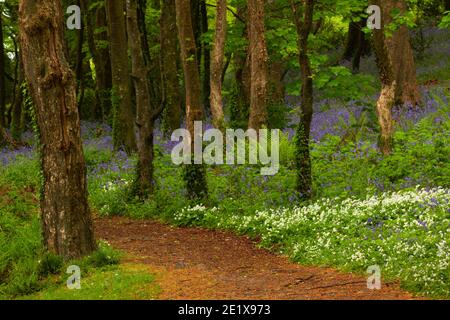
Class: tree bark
200,0,211,114
126,0,155,198
75,0,85,114
160,0,182,132
248,0,268,130
210,0,227,130
378,0,421,106
0,8,6,127
373,0,397,155
175,0,208,200
268,60,286,107
230,4,250,129
106,0,137,153
11,53,24,141
291,0,314,200
83,0,112,120
19,0,96,259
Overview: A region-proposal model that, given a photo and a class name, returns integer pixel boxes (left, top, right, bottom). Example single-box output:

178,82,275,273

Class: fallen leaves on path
94,216,421,300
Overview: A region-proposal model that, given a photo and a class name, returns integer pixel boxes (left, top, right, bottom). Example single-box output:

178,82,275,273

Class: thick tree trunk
378,0,421,106
175,0,208,200
160,0,182,132
0,8,6,127
126,0,155,198
210,0,227,130
106,0,137,153
19,0,96,259
291,0,314,200
248,0,268,130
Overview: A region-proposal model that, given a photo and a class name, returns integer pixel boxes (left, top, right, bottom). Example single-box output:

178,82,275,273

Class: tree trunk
160,0,182,132
126,0,155,198
342,18,369,73
248,0,268,130
106,0,137,153
342,20,363,61
373,0,397,155
83,0,112,120
268,60,286,107
19,0,96,259
231,5,250,129
291,0,314,200
0,8,6,127
210,0,227,129
146,0,163,115
200,0,211,114
11,53,24,141
378,0,421,106
75,0,85,115
175,0,208,200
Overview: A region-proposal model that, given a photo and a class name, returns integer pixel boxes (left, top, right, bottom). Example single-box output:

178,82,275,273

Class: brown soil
94,216,421,300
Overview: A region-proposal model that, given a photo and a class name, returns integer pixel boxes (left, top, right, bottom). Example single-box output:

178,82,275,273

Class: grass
21,264,160,300
0,174,159,300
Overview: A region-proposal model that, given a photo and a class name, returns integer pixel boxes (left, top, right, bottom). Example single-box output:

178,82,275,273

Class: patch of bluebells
0,145,35,166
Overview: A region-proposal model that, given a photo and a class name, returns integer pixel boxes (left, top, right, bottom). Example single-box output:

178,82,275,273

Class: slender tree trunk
106,0,137,153
11,53,24,141
75,0,85,115
175,0,208,200
373,0,397,155
126,0,155,198
200,0,211,114
291,0,314,200
268,60,286,107
378,0,421,106
160,0,182,132
19,0,96,259
84,1,112,120
146,0,163,113
0,8,6,127
210,0,227,129
248,0,268,130
342,20,363,61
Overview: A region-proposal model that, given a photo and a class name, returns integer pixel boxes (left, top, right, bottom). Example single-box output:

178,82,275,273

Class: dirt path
94,216,420,300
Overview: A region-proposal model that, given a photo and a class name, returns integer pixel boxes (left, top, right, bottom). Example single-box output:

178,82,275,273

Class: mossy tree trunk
0,7,6,128
175,0,208,200
247,0,268,130
106,0,137,153
376,0,421,106
160,0,182,133
83,0,112,120
291,0,314,200
19,0,96,259
126,0,161,199
210,0,227,130
373,0,397,155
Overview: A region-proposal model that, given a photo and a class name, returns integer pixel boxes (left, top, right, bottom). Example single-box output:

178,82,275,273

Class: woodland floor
94,216,422,300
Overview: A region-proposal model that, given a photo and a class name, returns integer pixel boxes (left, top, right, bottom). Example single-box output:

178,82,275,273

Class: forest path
94,216,420,300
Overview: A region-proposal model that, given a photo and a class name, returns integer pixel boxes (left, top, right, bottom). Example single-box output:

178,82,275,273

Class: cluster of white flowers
174,187,450,297
101,179,130,192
